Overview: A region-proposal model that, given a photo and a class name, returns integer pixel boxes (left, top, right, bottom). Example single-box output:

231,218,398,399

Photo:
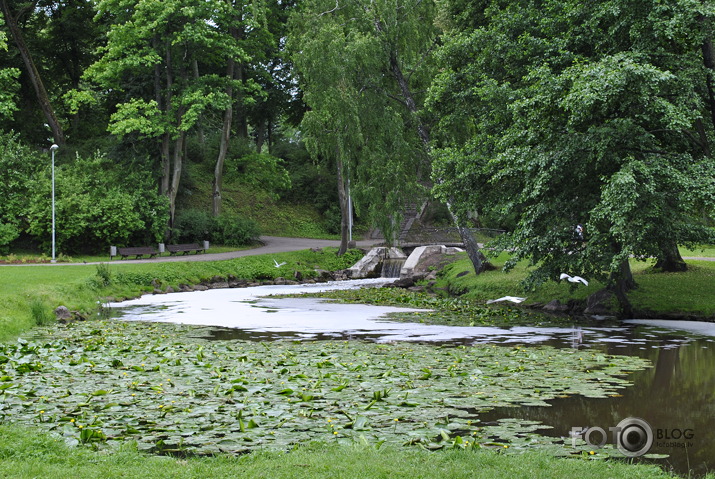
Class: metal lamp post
50,144,59,263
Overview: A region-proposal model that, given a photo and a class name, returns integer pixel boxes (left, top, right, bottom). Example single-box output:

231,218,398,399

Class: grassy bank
432,253,715,319
0,425,675,479
0,247,363,343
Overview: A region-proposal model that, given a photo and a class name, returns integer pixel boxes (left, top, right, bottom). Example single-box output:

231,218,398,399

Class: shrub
25,151,169,254
95,263,112,287
214,214,260,246
29,298,53,326
173,209,260,246
172,209,215,243
0,222,19,255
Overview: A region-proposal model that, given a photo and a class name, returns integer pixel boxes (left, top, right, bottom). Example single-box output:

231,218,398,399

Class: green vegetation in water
292,286,569,327
1,319,649,457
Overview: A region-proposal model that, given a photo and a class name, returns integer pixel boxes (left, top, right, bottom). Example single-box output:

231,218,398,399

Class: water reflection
479,330,715,477
109,280,715,475
110,280,646,345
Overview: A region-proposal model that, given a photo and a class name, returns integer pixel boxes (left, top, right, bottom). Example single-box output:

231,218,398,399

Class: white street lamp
50,144,59,263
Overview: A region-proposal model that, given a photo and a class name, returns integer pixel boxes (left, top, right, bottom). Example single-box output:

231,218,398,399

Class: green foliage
289,0,437,240
231,153,292,198
172,209,215,242
28,298,53,327
0,21,19,121
0,131,44,250
428,0,715,295
172,209,260,246
25,151,169,254
94,264,113,287
0,222,19,255
213,214,261,247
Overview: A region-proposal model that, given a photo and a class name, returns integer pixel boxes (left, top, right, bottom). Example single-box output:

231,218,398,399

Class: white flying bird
273,259,287,268
559,273,588,286
486,296,527,304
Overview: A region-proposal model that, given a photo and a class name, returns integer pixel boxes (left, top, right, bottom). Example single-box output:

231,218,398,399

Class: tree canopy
428,0,715,314
0,0,712,305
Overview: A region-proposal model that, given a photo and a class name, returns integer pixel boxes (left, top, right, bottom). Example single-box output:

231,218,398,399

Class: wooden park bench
166,243,205,255
112,246,160,260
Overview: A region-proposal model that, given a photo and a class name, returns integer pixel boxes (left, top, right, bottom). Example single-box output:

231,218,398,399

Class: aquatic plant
0,320,650,456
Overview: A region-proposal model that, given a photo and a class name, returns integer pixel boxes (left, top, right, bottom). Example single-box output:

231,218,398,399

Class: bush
24,151,169,254
0,131,43,252
173,209,260,246
173,209,215,243
29,298,54,326
214,214,260,246
0,222,19,255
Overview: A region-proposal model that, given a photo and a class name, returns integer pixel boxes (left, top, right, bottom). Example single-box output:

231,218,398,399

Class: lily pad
0,320,650,455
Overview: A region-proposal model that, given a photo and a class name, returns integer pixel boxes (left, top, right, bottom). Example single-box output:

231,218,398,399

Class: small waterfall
381,258,406,278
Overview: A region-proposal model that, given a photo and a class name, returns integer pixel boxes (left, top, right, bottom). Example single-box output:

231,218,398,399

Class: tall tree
211,0,269,216
290,0,486,266
0,0,65,144
428,0,715,315
85,0,250,229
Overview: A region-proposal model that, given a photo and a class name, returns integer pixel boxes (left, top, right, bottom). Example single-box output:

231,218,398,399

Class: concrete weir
348,247,406,278
349,245,463,279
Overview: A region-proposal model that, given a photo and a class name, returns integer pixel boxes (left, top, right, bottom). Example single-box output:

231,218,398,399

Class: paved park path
3,236,712,265
102,236,380,265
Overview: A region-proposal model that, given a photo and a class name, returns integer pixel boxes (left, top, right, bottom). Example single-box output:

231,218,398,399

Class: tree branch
319,0,340,16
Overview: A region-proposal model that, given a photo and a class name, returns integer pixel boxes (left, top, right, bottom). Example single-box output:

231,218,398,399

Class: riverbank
0,426,675,479
430,253,715,322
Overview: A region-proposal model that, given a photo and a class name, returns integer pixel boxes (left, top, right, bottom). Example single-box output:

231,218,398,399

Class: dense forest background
1,0,714,310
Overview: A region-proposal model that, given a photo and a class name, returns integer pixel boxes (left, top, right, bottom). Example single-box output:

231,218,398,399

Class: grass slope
435,253,715,318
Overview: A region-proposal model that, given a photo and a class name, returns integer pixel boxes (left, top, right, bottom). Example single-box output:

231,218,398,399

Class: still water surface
110,279,715,476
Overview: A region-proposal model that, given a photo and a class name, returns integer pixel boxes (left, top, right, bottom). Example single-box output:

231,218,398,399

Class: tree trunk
701,14,715,130
213,55,236,217
0,0,65,145
192,59,206,150
255,119,267,154
234,63,249,139
610,259,636,318
655,242,688,272
336,155,350,256
384,44,487,273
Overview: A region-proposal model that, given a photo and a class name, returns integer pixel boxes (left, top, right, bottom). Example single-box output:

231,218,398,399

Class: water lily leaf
4,319,650,457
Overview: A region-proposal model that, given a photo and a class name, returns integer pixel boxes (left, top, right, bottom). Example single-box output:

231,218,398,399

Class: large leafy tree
289,0,428,254
429,0,715,315
290,0,486,265
84,0,254,228
0,0,66,144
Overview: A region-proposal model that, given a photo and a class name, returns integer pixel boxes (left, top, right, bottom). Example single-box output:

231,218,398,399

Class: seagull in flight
486,296,527,304
273,258,287,268
559,273,588,286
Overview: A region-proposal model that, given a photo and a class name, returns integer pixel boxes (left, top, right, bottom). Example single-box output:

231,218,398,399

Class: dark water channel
110,280,715,476
479,329,715,477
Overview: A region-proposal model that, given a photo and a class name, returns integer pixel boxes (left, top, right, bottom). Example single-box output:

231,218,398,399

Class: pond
0,279,708,475
105,279,715,475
